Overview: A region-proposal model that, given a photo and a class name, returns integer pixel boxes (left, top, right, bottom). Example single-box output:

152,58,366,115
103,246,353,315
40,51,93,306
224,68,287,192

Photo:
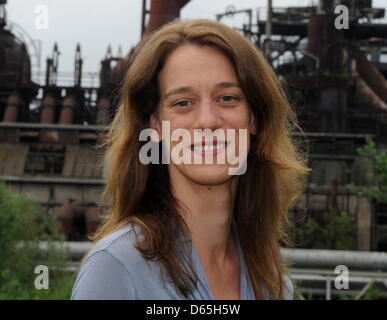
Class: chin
176,164,236,186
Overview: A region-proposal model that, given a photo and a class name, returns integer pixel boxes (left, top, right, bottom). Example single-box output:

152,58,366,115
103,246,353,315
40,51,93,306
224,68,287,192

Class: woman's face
151,44,256,186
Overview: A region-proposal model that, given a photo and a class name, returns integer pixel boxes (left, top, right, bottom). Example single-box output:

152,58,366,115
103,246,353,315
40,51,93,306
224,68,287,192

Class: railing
292,268,387,300
255,5,387,24
32,71,100,88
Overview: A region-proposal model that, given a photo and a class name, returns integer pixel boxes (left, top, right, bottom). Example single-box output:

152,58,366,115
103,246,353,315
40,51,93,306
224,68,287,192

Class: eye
219,95,238,103
172,100,192,108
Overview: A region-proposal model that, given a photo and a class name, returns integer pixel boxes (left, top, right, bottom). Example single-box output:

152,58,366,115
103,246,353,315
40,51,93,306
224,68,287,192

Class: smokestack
143,0,190,36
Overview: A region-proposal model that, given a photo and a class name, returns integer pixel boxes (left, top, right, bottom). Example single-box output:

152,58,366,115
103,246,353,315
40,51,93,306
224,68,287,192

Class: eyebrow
163,82,241,99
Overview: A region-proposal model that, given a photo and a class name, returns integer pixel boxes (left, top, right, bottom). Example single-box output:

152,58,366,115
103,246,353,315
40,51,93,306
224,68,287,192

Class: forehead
158,44,239,92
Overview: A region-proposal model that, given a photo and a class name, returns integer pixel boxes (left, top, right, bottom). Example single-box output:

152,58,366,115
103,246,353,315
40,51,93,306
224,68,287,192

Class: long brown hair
83,19,311,299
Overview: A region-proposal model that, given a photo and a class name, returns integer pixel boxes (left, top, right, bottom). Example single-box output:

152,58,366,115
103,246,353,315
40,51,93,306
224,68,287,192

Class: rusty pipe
40,94,56,123
355,77,387,111
3,94,23,122
40,94,59,142
59,94,78,124
355,52,387,105
144,0,190,35
56,203,99,239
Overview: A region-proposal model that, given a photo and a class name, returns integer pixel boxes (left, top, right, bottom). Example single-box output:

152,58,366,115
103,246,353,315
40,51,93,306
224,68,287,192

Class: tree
346,137,387,202
0,182,74,299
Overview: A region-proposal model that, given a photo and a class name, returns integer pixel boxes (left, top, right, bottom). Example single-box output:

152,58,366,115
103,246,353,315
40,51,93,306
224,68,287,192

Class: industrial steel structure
0,0,194,240
216,0,387,251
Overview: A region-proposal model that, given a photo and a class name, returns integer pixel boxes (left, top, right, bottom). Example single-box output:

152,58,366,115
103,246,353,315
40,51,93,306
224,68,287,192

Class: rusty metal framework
214,1,387,251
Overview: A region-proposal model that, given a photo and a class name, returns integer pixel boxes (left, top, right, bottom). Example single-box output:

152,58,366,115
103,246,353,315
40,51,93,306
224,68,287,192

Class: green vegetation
291,137,387,299
295,209,354,250
0,182,75,299
294,137,387,251
293,280,382,300
338,282,381,300
346,136,387,202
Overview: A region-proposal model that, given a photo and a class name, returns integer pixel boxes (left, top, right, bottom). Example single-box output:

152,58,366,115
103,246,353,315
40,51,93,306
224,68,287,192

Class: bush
0,182,75,299
346,137,387,202
296,209,354,250
338,282,381,300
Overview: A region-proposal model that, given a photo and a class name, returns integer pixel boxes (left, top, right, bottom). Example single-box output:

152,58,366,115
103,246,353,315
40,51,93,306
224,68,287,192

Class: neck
170,167,239,267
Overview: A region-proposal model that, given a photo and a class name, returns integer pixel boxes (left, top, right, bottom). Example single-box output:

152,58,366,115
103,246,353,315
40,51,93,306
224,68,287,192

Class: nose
194,98,223,131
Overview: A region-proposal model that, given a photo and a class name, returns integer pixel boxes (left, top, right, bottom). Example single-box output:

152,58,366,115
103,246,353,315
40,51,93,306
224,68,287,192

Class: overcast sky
5,0,387,80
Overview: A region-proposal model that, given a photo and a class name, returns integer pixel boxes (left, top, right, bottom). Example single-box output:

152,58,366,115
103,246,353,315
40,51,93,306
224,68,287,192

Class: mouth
189,141,230,155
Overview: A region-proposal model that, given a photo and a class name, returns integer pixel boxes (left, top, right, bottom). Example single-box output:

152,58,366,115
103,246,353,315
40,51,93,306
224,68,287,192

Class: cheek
160,110,191,129
224,105,252,129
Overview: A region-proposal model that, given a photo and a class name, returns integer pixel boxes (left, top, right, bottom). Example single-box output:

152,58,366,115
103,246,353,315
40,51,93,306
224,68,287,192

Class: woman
71,19,310,300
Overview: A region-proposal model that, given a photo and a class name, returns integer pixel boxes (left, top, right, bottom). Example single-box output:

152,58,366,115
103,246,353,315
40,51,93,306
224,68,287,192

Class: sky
5,0,387,84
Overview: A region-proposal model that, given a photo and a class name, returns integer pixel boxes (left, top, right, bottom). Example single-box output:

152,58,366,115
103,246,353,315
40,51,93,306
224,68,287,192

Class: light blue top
70,221,293,300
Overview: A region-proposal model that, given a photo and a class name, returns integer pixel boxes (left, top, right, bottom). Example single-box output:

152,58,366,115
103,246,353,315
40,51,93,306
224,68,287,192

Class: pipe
3,94,22,122
58,242,387,270
59,94,78,124
40,94,59,142
355,52,387,105
40,94,56,123
144,0,190,35
281,248,387,271
56,203,99,240
355,77,387,111
56,203,77,236
307,13,341,64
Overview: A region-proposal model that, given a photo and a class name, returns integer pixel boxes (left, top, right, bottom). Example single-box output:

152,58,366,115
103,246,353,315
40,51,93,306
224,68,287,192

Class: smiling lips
189,140,230,156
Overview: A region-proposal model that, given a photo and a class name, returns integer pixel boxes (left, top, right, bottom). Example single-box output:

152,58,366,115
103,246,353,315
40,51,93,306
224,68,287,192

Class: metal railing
291,268,387,300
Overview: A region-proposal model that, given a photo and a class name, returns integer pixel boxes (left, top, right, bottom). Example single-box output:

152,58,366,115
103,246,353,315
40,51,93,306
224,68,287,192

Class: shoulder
70,224,148,300
83,223,145,269
71,223,186,299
